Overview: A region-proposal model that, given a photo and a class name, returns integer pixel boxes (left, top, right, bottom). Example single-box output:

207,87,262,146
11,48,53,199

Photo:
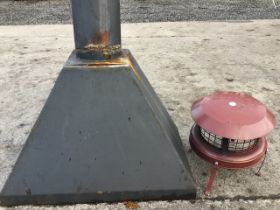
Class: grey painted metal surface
0,50,196,205
71,0,121,49
0,0,196,206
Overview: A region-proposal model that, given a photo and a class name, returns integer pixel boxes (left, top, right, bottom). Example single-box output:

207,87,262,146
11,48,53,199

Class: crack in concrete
201,194,280,202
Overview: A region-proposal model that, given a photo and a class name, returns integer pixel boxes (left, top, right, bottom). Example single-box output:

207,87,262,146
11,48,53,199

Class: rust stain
100,31,110,45
90,31,110,45
84,44,121,59
124,201,140,209
65,50,142,81
83,31,121,59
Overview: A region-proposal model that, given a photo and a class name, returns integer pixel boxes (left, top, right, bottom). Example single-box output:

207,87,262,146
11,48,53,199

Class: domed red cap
191,92,276,140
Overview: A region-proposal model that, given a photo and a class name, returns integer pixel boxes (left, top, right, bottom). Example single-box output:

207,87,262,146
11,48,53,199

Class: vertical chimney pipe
71,0,121,58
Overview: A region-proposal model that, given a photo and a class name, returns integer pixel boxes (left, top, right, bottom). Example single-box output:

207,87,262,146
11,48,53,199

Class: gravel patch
0,0,279,25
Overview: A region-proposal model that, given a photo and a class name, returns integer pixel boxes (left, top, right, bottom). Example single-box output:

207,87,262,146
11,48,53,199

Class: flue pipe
71,0,121,59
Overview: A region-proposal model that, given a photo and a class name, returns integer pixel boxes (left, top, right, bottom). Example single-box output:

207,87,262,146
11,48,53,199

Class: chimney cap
191,91,276,140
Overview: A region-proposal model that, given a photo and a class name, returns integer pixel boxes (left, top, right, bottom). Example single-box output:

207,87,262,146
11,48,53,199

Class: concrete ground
0,20,279,209
0,0,280,25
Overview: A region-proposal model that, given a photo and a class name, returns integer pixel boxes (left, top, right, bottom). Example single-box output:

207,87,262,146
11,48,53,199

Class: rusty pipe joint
71,0,121,60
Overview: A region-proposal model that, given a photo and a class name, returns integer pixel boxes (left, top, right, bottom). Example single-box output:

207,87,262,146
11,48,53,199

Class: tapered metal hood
0,0,196,206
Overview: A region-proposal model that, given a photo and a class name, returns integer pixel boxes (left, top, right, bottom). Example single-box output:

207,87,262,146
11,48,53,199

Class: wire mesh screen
200,128,223,149
200,127,259,152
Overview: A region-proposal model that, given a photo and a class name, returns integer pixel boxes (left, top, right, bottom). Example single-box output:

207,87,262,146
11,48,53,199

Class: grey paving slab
0,21,279,209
